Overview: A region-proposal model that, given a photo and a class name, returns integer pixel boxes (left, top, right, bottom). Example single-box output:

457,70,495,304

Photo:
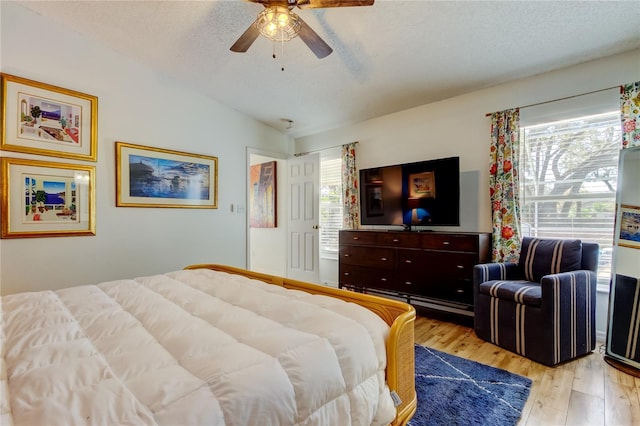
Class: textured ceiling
13,0,640,138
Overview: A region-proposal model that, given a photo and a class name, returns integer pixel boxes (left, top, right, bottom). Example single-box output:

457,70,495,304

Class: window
520,110,621,288
319,149,343,260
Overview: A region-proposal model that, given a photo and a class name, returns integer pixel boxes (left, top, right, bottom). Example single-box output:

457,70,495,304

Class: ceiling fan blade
230,21,261,53
296,0,374,9
297,17,333,58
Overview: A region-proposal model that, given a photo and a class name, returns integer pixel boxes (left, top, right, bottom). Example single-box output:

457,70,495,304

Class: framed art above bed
1,157,95,239
0,73,98,161
116,141,218,209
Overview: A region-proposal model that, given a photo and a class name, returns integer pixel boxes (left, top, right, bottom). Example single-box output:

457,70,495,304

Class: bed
1,264,416,425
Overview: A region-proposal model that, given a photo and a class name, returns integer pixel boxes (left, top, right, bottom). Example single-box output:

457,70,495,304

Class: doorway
247,149,321,284
247,149,287,276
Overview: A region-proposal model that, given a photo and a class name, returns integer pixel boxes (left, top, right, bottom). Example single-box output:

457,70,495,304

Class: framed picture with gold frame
116,141,218,208
1,157,96,239
1,73,98,161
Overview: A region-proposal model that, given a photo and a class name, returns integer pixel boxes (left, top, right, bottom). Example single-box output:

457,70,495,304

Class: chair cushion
478,280,542,307
518,237,582,282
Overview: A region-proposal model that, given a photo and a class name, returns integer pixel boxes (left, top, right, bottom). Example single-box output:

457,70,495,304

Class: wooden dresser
339,230,491,316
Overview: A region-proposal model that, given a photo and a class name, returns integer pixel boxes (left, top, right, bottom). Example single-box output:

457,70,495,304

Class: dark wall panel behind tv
360,156,460,227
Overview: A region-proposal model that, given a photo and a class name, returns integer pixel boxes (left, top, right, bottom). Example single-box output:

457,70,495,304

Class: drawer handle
381,278,387,282
353,237,360,240
456,265,464,269
344,272,350,276
456,289,465,294
381,257,388,261
405,260,412,264
344,254,350,257
404,281,412,285
442,241,451,245
393,239,399,243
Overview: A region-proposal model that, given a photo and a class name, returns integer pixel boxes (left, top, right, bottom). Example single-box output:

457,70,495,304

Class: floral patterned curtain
621,81,640,149
341,142,359,229
489,109,521,263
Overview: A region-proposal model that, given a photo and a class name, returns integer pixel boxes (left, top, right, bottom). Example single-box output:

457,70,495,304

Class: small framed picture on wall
619,205,640,249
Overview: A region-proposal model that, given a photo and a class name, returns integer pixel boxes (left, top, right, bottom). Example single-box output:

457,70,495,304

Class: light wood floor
414,314,640,426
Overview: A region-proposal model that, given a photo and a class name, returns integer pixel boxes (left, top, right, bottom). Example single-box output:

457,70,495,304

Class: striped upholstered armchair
473,237,599,366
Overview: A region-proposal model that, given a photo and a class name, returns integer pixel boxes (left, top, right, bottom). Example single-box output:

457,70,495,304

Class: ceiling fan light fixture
256,6,301,42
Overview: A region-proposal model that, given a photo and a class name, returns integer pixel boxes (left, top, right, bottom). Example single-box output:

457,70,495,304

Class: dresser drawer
417,279,474,307
339,246,395,269
340,231,378,246
396,250,468,291
339,265,395,291
421,234,478,252
423,252,477,280
396,271,422,290
396,249,429,276
377,232,422,248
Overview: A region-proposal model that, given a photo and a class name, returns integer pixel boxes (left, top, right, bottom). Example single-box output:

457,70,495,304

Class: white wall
295,49,640,339
0,3,289,295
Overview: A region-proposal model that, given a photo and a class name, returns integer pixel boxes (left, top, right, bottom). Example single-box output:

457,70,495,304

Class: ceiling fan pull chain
271,39,285,72
281,38,285,72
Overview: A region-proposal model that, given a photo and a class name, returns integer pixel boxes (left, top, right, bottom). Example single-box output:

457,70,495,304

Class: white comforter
1,269,396,425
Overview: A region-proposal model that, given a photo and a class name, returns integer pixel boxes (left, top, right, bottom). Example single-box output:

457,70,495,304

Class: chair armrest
540,270,597,299
473,262,521,288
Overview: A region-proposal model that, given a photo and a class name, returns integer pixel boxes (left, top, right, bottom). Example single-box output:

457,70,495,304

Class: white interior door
287,153,320,283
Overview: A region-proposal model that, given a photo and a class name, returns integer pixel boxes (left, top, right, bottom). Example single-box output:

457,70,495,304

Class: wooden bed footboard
184,264,417,425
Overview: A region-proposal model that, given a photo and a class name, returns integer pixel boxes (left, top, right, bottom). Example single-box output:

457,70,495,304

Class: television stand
339,229,491,317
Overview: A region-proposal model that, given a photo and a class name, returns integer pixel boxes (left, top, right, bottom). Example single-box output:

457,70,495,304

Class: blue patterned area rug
408,345,533,426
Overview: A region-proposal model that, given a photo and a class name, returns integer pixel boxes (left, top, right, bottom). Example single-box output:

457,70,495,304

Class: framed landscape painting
116,141,218,208
0,73,98,161
1,157,96,239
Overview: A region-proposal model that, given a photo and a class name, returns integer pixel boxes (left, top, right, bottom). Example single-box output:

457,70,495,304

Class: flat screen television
359,156,460,227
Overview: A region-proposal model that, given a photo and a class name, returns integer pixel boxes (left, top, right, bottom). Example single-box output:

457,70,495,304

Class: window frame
519,110,622,291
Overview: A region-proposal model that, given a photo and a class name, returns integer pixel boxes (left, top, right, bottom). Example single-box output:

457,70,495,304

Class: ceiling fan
230,0,374,59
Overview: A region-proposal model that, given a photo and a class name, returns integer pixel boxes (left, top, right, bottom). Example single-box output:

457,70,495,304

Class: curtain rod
294,141,358,157
484,85,623,117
